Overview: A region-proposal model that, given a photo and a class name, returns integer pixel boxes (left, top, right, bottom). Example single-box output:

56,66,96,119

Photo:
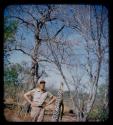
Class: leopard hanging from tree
51,82,64,122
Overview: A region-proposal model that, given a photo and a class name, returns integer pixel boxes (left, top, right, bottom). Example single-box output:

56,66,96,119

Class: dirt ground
4,99,76,122
4,108,76,122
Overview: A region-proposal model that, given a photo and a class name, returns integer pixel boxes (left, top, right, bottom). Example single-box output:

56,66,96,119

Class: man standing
24,80,56,122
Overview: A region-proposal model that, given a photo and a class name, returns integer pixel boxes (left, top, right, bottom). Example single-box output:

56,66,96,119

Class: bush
87,108,99,121
98,107,109,121
87,106,108,121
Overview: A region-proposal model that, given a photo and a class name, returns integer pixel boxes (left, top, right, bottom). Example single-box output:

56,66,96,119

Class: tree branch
7,47,37,62
9,16,36,28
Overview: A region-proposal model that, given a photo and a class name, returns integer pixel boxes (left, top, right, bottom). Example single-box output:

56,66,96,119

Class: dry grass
4,96,76,122
4,102,76,122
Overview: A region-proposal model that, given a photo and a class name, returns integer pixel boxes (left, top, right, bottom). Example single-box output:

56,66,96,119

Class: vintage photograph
4,4,108,122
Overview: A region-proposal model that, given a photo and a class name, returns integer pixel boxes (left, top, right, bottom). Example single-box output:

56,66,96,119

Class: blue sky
4,5,109,91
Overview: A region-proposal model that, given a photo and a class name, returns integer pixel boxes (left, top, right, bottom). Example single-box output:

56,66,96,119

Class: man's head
39,80,46,90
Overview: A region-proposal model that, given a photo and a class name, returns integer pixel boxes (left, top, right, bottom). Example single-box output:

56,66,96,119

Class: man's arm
43,96,56,108
24,91,32,104
24,89,37,107
46,96,56,106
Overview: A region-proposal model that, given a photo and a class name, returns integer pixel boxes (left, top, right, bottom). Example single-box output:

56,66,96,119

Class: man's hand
42,96,56,109
42,102,47,108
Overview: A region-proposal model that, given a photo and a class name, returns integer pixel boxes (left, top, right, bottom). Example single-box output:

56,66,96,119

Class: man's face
39,83,45,90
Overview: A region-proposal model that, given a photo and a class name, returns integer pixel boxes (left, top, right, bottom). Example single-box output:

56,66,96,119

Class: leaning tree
53,5,108,121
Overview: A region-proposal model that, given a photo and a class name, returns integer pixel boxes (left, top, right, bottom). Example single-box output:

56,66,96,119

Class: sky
4,5,109,91
8,33,81,91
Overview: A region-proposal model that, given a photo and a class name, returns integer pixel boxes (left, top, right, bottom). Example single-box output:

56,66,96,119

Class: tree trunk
84,59,102,121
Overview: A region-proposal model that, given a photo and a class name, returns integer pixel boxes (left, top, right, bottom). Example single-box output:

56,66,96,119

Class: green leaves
4,63,22,86
4,17,19,64
4,17,18,42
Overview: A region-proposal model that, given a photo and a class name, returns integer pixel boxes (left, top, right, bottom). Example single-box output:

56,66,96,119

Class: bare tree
42,5,108,121
57,5,108,121
5,5,59,89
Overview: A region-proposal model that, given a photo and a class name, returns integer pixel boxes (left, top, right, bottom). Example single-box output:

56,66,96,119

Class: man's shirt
29,88,53,106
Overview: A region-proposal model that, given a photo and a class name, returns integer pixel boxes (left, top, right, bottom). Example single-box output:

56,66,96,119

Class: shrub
87,106,108,121
98,107,109,121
